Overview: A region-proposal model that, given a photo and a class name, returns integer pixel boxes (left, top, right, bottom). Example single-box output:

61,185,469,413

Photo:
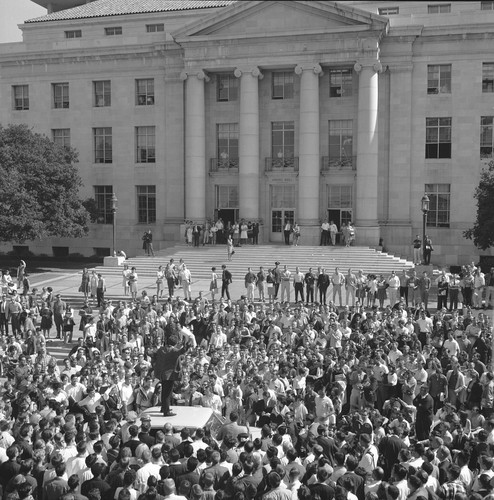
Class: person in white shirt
331,267,345,307
329,221,338,246
134,448,163,494
358,433,379,476
280,266,292,303
387,270,401,308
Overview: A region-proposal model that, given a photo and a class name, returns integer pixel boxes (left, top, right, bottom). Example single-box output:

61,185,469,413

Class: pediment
173,1,388,40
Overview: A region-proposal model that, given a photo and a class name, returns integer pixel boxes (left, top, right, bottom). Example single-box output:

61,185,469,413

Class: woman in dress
40,301,53,339
17,260,26,288
90,270,98,303
128,267,138,301
122,264,130,296
156,265,165,298
376,274,388,309
80,268,90,300
240,221,248,246
202,222,210,246
232,222,240,247
186,224,193,247
292,223,301,246
227,235,234,261
210,266,218,302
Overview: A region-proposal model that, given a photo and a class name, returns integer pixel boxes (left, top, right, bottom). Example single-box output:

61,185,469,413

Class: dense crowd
0,258,493,500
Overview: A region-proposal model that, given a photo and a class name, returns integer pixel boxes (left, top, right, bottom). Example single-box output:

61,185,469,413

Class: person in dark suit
200,451,228,490
337,455,365,500
309,468,335,500
413,385,434,441
153,334,186,417
81,463,111,500
44,463,69,500
221,265,232,301
377,426,407,480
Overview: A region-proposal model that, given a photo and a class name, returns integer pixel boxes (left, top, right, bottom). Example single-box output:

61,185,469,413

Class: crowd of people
0,256,494,500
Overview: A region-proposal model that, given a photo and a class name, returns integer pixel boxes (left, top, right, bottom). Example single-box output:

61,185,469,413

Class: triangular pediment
173,1,388,40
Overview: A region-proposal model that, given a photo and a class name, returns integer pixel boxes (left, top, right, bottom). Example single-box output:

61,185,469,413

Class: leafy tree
464,159,494,250
0,124,90,242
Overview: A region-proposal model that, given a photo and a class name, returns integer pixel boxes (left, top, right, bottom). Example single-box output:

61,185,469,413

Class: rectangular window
52,128,71,148
480,116,494,159
104,27,122,36
427,64,451,94
270,185,296,208
425,117,451,159
428,4,451,13
271,121,295,159
378,6,399,15
425,184,450,228
52,246,69,258
272,72,294,100
12,85,29,110
329,69,353,98
94,247,111,257
216,74,238,102
53,82,69,109
217,123,239,162
94,186,114,224
94,80,111,107
64,30,82,38
483,63,494,93
146,24,164,33
481,1,494,9
136,79,154,105
328,120,353,166
136,126,156,163
93,127,112,164
216,185,239,209
328,185,353,208
137,186,156,224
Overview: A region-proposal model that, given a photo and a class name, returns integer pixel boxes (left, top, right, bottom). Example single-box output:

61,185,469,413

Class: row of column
181,61,381,236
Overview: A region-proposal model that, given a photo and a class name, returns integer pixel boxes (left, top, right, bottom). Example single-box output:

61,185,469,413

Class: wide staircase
46,244,414,364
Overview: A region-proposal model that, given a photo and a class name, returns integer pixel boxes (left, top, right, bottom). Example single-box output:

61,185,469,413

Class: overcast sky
0,0,46,44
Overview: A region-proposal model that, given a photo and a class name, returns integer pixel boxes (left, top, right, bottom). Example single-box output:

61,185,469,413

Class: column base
354,225,381,247
297,224,321,246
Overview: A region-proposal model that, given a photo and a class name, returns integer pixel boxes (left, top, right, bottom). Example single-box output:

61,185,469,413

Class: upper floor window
425,184,451,228
12,85,29,110
94,81,111,107
52,129,70,149
94,186,114,224
329,120,353,165
272,121,295,158
217,74,238,102
378,6,399,15
53,83,69,109
104,27,122,36
428,4,451,13
136,126,156,163
136,79,154,105
427,64,451,94
272,72,294,100
483,63,494,93
480,116,494,159
64,30,82,38
481,1,494,9
329,69,353,98
217,123,239,162
146,24,164,33
93,127,112,164
426,117,451,159
137,186,156,224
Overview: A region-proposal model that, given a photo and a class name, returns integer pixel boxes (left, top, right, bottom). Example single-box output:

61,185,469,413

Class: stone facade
0,0,493,264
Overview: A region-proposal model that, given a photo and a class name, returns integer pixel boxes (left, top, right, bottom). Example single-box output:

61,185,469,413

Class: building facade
1,0,493,264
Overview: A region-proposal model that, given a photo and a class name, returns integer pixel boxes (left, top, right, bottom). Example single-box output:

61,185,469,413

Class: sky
0,0,47,44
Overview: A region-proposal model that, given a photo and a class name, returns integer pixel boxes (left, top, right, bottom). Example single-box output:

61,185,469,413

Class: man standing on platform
221,264,232,301
329,220,338,246
153,334,186,417
412,234,422,265
320,220,330,246
244,267,257,303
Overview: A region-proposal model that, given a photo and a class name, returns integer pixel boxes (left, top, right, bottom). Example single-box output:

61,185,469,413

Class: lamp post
111,193,118,256
421,194,430,265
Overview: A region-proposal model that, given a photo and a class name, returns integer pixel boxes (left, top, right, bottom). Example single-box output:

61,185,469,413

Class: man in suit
221,264,232,301
216,411,248,442
200,451,228,490
44,463,69,500
378,426,407,480
153,334,186,417
0,294,8,335
337,455,364,500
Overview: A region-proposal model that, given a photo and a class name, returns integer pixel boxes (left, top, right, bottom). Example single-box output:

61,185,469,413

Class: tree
0,124,90,242
464,159,494,250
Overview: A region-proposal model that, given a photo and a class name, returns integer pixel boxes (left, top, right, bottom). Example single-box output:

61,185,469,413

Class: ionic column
180,70,209,221
354,61,383,244
234,67,263,220
295,63,322,231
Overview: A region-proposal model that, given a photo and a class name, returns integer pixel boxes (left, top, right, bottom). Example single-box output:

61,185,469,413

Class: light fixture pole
111,193,118,256
421,194,430,264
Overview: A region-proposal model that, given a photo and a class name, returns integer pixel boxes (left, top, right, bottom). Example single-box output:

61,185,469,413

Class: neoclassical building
1,0,493,264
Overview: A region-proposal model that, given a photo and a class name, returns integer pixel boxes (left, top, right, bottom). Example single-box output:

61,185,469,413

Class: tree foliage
0,124,90,243
464,159,494,250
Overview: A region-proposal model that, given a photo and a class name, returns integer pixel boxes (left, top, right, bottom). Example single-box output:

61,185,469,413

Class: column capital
180,70,210,82
294,63,323,77
354,61,384,74
234,67,264,80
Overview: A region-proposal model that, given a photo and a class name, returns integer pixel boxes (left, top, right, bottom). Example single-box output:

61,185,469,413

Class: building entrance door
271,209,295,243
328,209,352,245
